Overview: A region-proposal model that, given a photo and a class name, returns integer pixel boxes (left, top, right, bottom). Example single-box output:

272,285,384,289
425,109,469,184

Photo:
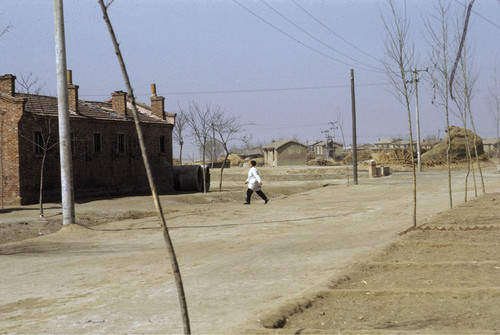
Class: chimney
150,83,165,120
67,70,79,113
112,91,127,117
0,74,16,96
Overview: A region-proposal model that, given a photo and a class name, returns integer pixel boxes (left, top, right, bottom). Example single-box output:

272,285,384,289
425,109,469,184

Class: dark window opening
93,133,101,154
160,135,166,153
117,134,125,154
34,131,43,155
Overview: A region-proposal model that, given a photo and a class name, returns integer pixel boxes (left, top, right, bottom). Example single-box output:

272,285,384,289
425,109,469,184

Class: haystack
228,153,243,166
373,149,413,165
342,150,373,164
421,126,484,165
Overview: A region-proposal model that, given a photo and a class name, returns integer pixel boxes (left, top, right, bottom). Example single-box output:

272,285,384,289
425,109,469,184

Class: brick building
0,72,175,205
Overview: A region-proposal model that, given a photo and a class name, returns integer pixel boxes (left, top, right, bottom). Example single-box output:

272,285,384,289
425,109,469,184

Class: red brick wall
0,94,25,205
16,114,174,205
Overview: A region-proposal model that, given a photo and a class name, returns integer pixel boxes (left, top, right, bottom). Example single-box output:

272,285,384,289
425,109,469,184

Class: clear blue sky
2,0,500,159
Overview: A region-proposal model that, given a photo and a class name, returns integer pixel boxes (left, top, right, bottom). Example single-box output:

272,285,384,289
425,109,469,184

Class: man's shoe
265,199,269,204
243,202,250,205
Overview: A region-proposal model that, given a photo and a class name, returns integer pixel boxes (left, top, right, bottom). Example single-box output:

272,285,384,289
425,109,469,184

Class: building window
93,132,101,154
34,131,43,155
117,134,125,154
159,135,166,153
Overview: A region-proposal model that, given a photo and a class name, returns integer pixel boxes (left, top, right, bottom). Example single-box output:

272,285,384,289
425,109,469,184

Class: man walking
244,160,269,205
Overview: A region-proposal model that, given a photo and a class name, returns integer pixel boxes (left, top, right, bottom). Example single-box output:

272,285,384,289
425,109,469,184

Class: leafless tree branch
449,0,475,100
97,1,191,333
381,0,417,227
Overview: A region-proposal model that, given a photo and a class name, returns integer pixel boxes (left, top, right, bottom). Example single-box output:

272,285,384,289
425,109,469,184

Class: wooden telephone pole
351,69,358,185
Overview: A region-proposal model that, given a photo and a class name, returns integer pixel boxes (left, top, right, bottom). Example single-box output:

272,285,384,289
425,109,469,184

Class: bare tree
17,72,45,95
449,0,476,101
173,103,188,165
0,23,12,211
212,108,243,191
452,63,475,202
381,0,418,227
0,111,5,212
205,134,223,166
187,101,214,193
490,61,500,171
453,4,485,197
98,1,190,333
426,1,454,208
454,29,486,200
17,73,57,217
0,22,11,39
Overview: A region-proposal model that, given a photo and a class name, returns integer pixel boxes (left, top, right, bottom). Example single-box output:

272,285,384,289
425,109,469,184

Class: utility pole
211,122,215,169
411,68,428,173
329,121,338,156
321,129,329,160
350,69,358,185
54,0,75,225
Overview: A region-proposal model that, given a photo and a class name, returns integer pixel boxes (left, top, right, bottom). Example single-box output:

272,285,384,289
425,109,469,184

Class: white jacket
246,166,262,191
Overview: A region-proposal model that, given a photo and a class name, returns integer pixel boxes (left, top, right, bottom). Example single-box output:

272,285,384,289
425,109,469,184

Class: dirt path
1,167,499,334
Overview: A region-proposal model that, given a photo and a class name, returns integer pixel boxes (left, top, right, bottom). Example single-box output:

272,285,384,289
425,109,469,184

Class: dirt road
1,167,499,334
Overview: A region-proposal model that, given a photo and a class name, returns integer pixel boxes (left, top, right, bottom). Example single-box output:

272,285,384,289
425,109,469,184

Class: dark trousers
246,188,267,203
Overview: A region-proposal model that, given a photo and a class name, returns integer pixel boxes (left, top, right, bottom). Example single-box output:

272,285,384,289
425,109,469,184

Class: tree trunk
39,150,47,216
99,1,191,333
219,153,229,192
179,142,183,165
202,140,207,193
0,112,4,212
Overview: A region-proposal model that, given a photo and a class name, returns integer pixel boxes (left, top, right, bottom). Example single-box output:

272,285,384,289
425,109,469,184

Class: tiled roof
483,138,500,145
375,138,398,145
19,93,168,124
232,148,263,156
264,140,307,149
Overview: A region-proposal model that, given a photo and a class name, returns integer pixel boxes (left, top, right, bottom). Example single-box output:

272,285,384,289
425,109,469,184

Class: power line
163,82,388,95
79,82,389,98
259,0,383,71
233,0,382,73
291,0,384,63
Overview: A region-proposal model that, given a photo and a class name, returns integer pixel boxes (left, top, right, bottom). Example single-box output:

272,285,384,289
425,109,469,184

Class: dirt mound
422,126,484,165
342,150,373,164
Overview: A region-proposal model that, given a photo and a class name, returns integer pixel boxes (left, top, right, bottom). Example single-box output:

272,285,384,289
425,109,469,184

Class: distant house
0,72,175,205
305,140,321,153
357,143,374,151
374,138,415,151
263,140,307,166
483,138,500,157
394,140,415,150
312,140,343,159
374,138,399,151
421,139,440,151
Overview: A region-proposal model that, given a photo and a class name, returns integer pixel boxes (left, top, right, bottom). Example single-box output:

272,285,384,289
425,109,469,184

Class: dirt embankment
252,193,500,334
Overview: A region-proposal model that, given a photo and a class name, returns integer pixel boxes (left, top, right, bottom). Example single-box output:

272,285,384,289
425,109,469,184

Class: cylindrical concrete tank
173,165,210,192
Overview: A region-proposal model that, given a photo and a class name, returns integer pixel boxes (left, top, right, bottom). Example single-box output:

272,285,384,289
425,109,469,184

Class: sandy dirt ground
0,165,499,334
